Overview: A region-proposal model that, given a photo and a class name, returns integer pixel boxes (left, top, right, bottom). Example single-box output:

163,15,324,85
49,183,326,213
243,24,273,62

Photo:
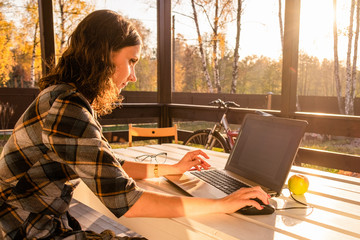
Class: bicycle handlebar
209,99,240,108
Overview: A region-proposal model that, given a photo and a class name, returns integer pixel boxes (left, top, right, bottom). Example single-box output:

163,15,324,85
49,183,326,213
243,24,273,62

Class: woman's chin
115,85,124,93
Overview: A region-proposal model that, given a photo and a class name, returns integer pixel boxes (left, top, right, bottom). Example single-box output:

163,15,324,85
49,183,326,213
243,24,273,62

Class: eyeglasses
135,152,167,164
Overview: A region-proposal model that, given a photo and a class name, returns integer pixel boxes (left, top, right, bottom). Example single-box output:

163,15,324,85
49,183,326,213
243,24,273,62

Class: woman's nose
128,68,137,82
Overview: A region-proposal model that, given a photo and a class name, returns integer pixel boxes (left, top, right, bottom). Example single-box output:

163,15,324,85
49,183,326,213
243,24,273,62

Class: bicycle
183,99,272,153
183,99,240,153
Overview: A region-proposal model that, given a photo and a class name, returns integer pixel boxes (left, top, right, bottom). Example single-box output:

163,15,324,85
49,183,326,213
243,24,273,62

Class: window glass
298,0,359,116
96,0,158,92
1,0,157,91
1,0,42,88
171,0,282,110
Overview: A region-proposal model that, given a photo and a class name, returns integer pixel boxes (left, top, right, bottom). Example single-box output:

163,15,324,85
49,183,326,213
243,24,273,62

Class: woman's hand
218,186,271,213
125,185,271,218
172,150,211,174
123,149,210,179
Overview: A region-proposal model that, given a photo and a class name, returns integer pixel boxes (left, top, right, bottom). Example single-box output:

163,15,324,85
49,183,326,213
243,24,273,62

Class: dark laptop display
225,115,308,196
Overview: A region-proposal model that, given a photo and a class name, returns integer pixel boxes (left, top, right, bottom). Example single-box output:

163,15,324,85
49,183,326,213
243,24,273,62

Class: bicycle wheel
183,129,230,153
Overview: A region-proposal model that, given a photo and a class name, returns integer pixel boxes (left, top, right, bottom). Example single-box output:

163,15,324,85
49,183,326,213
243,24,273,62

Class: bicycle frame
221,112,237,149
204,109,238,150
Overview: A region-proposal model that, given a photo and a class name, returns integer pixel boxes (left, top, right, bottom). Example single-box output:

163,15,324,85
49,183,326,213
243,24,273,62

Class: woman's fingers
241,187,269,202
191,156,210,170
182,150,211,169
188,150,209,160
241,199,263,210
227,186,270,210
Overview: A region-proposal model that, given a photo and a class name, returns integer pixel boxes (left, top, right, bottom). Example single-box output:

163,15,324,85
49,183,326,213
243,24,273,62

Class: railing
99,103,360,173
2,88,360,128
168,103,360,173
1,88,359,173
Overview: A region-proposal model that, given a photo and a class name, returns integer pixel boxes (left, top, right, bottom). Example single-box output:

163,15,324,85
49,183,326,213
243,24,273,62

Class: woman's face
111,45,141,92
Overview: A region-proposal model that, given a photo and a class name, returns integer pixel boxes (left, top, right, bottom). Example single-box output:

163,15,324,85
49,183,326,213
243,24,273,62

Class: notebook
165,114,308,198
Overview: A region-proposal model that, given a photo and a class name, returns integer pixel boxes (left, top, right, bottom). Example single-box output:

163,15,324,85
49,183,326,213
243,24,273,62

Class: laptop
165,114,308,198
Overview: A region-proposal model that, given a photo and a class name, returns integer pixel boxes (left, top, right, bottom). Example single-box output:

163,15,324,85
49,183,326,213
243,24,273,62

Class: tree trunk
213,0,221,93
345,0,355,115
304,64,308,95
231,0,242,94
350,0,360,115
333,0,344,114
58,0,66,54
278,0,284,51
30,21,39,88
191,0,213,93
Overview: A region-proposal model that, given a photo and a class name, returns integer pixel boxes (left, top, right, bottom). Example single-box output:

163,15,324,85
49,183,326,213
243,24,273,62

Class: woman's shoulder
39,83,92,111
37,84,98,126
39,83,76,98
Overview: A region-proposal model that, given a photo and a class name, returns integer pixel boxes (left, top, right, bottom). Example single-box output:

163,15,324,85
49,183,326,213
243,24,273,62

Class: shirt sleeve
42,90,143,218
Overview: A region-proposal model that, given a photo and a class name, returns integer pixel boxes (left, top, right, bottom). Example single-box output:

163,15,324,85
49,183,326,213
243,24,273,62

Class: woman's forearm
124,187,270,218
122,161,181,179
124,191,221,218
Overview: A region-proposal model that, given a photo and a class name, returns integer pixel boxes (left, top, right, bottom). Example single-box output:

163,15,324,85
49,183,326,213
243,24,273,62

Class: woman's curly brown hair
38,10,141,116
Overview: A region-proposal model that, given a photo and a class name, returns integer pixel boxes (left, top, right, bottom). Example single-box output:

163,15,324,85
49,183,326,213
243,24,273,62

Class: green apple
288,174,309,195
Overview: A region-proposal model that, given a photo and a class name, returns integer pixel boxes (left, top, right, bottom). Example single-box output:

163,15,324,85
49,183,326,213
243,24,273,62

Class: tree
333,0,345,114
0,9,14,87
128,56,157,91
7,0,42,88
124,18,156,92
219,52,234,93
190,0,213,92
278,0,284,52
24,0,40,87
263,59,282,94
173,34,206,92
344,0,356,115
130,18,152,58
350,0,360,113
196,0,234,93
230,0,243,94
320,59,335,96
54,0,94,54
187,0,235,93
237,55,257,94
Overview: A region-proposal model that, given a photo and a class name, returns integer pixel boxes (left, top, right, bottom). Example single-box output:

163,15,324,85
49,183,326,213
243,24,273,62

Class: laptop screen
225,114,307,195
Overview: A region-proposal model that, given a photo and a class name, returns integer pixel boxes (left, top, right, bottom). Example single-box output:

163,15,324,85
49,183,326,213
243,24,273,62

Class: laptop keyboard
190,169,249,194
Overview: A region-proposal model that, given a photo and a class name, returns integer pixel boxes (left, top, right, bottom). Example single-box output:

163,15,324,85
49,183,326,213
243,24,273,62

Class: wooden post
157,0,172,129
281,0,301,117
38,0,55,76
267,92,273,110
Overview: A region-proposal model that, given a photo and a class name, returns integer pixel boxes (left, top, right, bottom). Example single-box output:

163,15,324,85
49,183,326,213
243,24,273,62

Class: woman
0,10,269,239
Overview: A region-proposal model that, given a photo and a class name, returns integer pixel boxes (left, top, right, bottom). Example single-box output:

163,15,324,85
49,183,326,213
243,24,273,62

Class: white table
73,144,360,240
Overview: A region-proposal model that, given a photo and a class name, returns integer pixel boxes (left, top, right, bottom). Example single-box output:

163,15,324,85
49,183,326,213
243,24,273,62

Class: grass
109,139,159,149
102,123,158,132
300,163,340,174
174,121,241,132
0,134,10,154
299,135,360,176
301,137,360,156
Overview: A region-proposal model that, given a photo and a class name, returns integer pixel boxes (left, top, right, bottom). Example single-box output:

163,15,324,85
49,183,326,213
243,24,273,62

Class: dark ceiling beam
38,0,55,76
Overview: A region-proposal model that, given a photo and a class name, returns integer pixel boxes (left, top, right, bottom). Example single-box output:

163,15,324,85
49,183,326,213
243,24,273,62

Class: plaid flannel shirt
0,84,143,239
